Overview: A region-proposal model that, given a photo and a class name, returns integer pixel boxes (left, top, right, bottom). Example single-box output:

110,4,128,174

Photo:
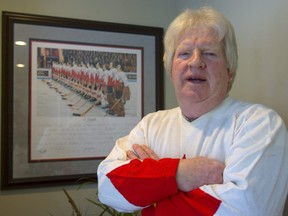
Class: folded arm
98,142,224,214
127,144,224,192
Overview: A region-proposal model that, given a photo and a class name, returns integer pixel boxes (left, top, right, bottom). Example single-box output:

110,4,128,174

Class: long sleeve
201,104,288,216
142,188,221,216
106,158,179,206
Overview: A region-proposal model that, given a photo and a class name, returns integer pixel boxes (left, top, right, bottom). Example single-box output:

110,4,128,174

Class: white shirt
97,97,288,215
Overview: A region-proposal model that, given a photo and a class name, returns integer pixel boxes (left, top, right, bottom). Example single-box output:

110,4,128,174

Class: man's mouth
186,76,206,83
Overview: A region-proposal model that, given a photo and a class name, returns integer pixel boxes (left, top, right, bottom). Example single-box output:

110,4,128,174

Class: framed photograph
1,11,164,189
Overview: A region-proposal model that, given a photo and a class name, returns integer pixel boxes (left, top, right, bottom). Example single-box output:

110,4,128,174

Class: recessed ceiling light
16,64,25,68
15,41,27,46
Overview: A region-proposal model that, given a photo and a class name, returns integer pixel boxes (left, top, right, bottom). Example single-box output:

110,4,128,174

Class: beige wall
1,0,288,215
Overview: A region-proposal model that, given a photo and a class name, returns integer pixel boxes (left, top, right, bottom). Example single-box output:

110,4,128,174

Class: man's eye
203,52,217,57
177,52,191,59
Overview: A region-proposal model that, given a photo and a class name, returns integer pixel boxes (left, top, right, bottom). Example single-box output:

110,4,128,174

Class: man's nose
187,50,206,69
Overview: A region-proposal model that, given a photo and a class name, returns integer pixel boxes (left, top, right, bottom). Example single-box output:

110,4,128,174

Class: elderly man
97,7,288,216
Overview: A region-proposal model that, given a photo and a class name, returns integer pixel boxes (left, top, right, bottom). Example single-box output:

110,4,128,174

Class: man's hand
176,157,224,192
126,144,224,192
126,144,160,160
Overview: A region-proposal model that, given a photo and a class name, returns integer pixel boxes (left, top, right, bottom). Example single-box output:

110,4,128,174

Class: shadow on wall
284,197,288,216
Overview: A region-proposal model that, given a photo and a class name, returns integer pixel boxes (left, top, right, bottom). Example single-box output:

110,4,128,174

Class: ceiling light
15,41,27,46
16,64,25,68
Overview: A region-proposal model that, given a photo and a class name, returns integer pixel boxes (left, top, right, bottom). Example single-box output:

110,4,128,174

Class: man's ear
227,69,234,91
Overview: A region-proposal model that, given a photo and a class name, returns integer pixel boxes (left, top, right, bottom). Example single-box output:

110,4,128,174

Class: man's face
171,27,233,111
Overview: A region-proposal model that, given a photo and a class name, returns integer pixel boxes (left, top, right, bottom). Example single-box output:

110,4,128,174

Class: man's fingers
126,150,138,160
141,145,160,160
132,144,149,159
129,144,160,160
